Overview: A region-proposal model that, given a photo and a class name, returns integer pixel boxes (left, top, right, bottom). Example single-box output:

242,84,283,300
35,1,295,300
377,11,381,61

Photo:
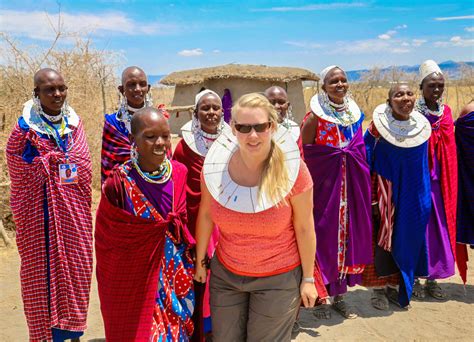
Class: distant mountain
150,61,473,85
345,60,474,82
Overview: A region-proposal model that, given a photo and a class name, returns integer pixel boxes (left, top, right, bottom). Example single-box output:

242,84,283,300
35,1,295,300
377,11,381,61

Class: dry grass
1,31,473,234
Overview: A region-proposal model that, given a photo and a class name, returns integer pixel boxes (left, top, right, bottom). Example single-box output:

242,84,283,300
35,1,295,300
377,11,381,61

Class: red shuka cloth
95,162,189,341
427,106,466,281
172,139,203,238
6,120,93,341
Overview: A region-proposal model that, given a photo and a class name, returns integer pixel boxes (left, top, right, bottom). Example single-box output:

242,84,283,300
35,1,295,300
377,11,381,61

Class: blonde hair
231,93,290,205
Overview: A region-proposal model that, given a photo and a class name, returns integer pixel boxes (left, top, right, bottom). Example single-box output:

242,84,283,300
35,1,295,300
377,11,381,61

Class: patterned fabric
173,139,219,340
121,163,194,341
6,117,93,341
302,113,370,288
455,111,474,244
101,112,131,183
96,161,194,342
376,175,395,251
424,105,458,259
364,122,430,307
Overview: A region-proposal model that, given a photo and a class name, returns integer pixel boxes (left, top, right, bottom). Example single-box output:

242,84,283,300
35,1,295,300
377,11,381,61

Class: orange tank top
209,160,313,277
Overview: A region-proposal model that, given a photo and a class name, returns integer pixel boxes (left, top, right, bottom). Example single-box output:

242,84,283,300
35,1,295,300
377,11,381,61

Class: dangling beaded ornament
116,94,130,123
282,104,295,129
145,92,153,107
191,114,201,135
130,144,139,164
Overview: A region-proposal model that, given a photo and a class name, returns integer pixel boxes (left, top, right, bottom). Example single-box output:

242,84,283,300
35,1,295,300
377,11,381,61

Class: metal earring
145,92,153,107
191,113,201,134
32,91,42,114
117,94,128,120
286,104,295,122
130,144,138,163
61,99,70,117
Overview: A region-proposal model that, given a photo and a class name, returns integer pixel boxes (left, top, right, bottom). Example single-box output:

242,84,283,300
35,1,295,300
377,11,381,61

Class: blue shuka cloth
364,130,431,308
455,111,474,245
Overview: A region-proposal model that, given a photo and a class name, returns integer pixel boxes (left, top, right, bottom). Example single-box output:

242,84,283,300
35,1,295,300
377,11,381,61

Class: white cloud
401,42,410,47
284,41,323,49
178,48,203,57
466,27,474,32
378,28,400,40
395,24,408,29
378,34,391,40
212,49,221,54
412,39,427,47
0,9,175,40
434,15,474,21
252,2,367,12
434,36,474,47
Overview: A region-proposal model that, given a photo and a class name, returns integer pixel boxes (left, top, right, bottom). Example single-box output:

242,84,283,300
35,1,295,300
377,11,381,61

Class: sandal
371,289,389,311
412,279,425,299
385,286,405,308
332,299,358,319
312,303,332,319
292,321,301,334
425,280,447,300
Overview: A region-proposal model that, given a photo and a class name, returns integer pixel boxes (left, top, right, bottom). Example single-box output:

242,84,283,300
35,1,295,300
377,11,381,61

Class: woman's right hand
194,263,207,283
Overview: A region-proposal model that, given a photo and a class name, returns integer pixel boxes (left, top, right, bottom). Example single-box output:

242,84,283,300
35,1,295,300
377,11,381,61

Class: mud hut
160,64,319,134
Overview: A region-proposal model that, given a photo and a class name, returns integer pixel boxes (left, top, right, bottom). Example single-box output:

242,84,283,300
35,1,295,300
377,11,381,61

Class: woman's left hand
300,282,317,308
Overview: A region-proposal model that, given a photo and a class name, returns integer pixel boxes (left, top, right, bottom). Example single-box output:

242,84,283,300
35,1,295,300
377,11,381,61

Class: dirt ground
0,245,473,341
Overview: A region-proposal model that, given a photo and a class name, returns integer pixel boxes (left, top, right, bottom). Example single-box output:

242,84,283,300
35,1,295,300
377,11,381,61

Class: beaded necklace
133,158,172,184
320,94,355,126
415,97,444,117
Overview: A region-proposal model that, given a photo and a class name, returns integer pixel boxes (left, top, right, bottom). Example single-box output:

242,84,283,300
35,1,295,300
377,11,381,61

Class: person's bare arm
291,187,317,307
301,114,318,144
194,177,215,283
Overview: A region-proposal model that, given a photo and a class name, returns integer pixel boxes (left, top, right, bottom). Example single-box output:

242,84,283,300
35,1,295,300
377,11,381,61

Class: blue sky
1,1,473,74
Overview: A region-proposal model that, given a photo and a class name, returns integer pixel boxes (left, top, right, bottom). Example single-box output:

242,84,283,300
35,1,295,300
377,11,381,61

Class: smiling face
119,67,150,108
130,109,171,172
195,94,223,134
264,86,289,122
322,68,349,105
421,72,445,106
34,70,68,116
388,84,416,121
232,106,275,160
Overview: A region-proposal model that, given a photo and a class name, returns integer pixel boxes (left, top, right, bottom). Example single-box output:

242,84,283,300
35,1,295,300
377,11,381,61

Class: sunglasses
234,122,272,134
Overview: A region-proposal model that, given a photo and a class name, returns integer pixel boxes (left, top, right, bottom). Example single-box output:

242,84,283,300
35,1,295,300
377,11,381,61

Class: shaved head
121,66,146,85
388,82,410,99
34,68,63,88
264,86,287,98
130,107,167,135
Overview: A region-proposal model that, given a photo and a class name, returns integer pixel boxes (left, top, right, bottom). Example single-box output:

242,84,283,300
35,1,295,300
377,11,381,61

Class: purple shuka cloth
425,154,455,279
222,89,232,124
303,128,373,286
125,168,174,218
455,111,474,244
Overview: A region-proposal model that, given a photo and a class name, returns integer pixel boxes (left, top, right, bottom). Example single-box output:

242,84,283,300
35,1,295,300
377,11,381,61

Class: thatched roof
160,64,319,86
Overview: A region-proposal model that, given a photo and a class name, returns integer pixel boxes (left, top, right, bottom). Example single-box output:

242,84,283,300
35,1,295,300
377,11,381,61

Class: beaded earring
117,94,128,121
32,91,42,114
130,144,139,163
191,112,201,135
145,92,153,107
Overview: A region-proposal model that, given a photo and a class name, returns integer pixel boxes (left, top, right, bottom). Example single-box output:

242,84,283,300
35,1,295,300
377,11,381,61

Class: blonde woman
194,93,317,341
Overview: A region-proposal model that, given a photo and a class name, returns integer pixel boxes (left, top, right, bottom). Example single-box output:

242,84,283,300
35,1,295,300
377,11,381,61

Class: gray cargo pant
210,256,301,342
